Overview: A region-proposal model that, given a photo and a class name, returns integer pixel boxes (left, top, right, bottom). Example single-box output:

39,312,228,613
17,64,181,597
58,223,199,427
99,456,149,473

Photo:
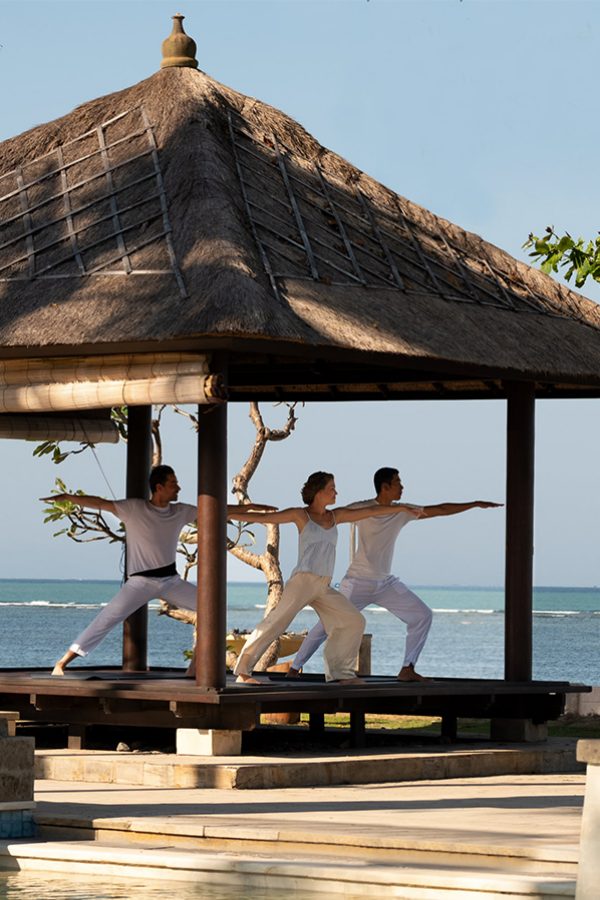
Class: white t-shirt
113,498,197,576
344,499,420,580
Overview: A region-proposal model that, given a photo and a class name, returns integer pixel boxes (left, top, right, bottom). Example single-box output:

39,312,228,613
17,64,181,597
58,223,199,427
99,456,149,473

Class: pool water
0,871,317,900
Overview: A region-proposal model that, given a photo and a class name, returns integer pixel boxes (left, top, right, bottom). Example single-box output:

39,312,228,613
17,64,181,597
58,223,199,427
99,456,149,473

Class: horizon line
0,578,598,592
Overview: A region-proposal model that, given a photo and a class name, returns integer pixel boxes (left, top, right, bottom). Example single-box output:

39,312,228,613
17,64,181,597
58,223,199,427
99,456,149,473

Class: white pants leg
158,575,197,611
292,576,432,672
291,576,371,670
234,573,365,681
310,583,365,681
70,575,197,657
234,573,314,677
374,577,432,667
290,621,327,670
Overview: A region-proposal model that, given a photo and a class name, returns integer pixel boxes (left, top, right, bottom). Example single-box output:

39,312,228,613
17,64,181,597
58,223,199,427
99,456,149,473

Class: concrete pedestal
490,718,548,742
576,740,600,898
566,686,600,717
176,728,242,756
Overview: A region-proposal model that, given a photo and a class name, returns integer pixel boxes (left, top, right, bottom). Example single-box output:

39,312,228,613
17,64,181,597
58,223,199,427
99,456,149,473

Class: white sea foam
365,606,497,615
431,608,497,615
2,600,587,618
534,610,580,617
0,601,101,609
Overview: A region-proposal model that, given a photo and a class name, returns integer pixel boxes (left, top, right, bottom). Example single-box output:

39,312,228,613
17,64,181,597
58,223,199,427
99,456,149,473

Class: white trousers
291,575,432,671
70,575,197,657
234,572,365,682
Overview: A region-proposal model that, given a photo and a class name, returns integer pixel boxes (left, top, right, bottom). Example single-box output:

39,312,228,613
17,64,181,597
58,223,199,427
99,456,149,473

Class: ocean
0,579,598,684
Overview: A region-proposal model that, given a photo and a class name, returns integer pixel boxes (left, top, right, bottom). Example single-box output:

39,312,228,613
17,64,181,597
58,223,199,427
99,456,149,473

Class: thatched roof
2,57,600,398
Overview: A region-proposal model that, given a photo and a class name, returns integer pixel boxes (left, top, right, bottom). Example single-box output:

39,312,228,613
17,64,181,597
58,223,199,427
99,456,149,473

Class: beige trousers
234,572,366,681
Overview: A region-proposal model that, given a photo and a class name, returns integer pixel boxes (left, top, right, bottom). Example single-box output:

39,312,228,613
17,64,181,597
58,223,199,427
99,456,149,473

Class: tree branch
226,542,264,570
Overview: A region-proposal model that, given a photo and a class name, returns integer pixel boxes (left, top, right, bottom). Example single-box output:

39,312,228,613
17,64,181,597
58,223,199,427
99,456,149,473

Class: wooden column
196,400,227,688
122,405,153,671
504,381,535,682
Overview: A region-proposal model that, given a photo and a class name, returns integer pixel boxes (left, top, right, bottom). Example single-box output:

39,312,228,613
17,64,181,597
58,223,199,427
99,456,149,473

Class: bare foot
397,665,430,682
236,673,261,684
286,667,301,679
332,676,365,685
51,650,77,676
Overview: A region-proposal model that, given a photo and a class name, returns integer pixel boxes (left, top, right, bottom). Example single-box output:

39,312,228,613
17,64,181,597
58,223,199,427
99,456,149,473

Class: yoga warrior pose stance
228,471,423,685
43,465,272,676
288,467,502,682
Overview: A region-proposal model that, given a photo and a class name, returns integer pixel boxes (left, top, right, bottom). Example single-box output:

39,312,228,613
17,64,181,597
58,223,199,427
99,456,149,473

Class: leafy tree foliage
524,227,600,289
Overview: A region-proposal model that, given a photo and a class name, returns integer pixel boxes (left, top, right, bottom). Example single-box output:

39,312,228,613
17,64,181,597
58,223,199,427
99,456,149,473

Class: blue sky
1,0,599,587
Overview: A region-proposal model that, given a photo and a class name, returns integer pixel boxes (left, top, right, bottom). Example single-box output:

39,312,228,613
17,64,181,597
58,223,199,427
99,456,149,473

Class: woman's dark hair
374,467,399,494
149,464,175,493
301,471,334,505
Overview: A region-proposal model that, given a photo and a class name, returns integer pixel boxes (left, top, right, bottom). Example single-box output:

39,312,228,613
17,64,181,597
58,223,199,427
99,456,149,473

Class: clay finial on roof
161,14,198,69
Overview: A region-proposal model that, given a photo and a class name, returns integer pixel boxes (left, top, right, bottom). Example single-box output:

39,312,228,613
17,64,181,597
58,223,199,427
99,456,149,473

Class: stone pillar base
576,740,600,898
490,718,548,742
176,728,242,756
0,713,35,839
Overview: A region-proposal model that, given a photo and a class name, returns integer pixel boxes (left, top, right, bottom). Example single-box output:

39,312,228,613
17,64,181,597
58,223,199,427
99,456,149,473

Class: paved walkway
34,773,583,857
9,771,582,898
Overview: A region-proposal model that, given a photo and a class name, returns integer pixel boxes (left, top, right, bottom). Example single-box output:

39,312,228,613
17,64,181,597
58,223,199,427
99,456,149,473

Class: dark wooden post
196,397,228,689
504,381,535,682
122,405,153,671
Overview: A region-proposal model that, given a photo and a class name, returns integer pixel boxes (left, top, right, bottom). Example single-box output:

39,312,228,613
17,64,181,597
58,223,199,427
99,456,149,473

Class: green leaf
556,235,574,253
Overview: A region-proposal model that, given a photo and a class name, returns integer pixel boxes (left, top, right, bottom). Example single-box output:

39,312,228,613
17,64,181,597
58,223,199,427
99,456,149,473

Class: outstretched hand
40,494,71,503
475,501,503,509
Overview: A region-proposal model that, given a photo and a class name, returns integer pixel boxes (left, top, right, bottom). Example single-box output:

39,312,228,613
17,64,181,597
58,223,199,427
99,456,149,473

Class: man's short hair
149,464,175,493
374,467,399,494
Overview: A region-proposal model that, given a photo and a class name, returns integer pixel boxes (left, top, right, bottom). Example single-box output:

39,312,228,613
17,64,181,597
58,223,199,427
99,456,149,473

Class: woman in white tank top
228,472,422,684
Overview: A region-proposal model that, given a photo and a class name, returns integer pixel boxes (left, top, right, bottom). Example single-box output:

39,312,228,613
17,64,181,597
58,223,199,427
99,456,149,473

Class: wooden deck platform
0,668,589,743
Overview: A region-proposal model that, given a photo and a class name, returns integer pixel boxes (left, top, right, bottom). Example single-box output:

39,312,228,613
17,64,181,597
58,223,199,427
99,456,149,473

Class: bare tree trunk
151,406,165,467
229,402,297,670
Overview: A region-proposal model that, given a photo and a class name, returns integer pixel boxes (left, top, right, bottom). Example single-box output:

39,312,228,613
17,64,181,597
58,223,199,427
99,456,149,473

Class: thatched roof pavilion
0,16,597,722
1,17,600,402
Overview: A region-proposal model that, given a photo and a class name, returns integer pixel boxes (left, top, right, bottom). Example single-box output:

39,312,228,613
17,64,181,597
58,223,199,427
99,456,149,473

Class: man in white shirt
289,467,501,682
43,465,269,675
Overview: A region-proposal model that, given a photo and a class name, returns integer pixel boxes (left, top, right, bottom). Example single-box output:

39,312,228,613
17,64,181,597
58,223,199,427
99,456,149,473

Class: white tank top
290,510,338,579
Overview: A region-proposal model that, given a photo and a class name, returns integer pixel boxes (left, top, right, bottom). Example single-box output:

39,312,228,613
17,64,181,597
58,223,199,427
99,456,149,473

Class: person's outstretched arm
40,493,117,515
419,500,502,519
226,503,277,513
334,503,424,525
226,505,304,527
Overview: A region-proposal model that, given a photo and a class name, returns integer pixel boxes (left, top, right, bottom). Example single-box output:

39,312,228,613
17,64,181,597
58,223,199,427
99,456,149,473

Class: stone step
34,739,582,789
0,838,577,899
36,812,578,876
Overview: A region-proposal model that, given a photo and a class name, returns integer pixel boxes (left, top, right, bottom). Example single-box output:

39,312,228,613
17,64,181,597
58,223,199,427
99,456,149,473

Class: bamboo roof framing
229,108,558,313
0,107,186,294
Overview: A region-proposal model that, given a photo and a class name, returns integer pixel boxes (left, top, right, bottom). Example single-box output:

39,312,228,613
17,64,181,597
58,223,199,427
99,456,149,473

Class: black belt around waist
130,563,177,579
